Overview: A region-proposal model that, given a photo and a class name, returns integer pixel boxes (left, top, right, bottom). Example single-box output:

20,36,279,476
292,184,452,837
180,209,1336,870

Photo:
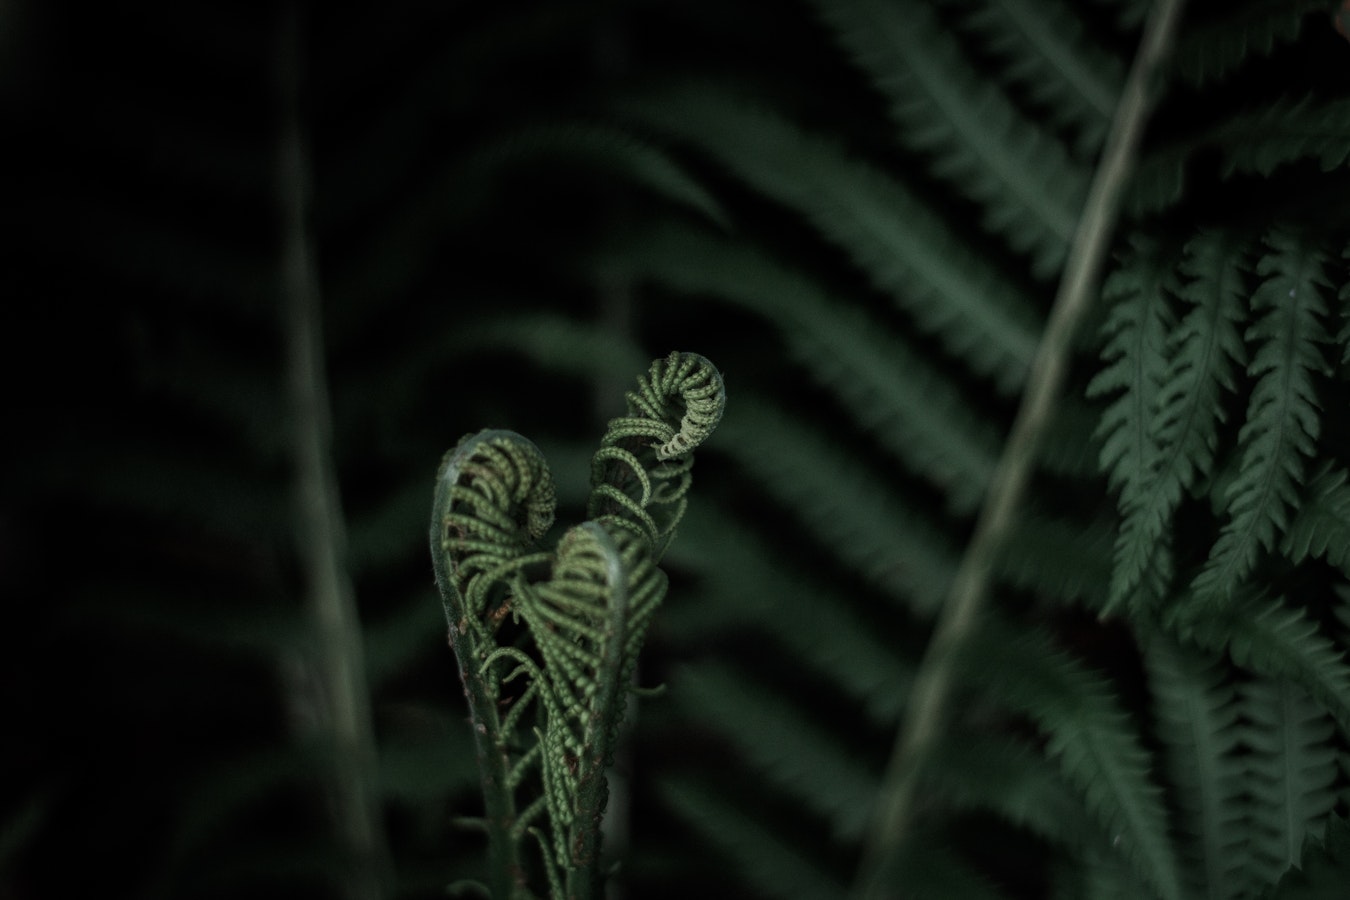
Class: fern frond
957,0,1124,157
1088,240,1179,612
1110,231,1249,613
927,729,1087,848
1263,812,1350,899
1192,227,1332,606
673,662,881,842
1181,592,1350,738
612,91,1043,393
1281,465,1350,575
1173,0,1326,87
1216,96,1350,179
994,513,1115,610
1142,634,1247,900
967,624,1186,900
663,504,915,726
1240,676,1340,887
716,398,959,616
809,0,1090,278
658,775,849,900
600,223,1003,514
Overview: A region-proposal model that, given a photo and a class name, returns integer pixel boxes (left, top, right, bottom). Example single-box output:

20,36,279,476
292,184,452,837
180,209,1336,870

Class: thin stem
279,3,390,898
850,1,1187,897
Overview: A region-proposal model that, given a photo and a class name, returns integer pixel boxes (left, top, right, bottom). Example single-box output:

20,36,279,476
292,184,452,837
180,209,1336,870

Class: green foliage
18,0,1350,899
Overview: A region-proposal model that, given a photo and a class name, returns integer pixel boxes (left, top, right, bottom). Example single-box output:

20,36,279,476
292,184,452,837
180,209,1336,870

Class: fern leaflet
1088,239,1179,613
810,0,1089,277
1191,227,1332,606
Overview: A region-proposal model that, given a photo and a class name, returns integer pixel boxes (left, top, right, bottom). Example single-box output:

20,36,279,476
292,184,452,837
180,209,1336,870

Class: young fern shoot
430,352,724,900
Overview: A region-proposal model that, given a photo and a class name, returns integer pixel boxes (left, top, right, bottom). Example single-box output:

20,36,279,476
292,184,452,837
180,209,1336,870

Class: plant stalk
850,1,1187,896
279,4,390,898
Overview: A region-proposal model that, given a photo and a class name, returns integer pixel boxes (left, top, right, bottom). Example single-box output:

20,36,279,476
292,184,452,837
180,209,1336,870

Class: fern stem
851,1,1187,896
279,4,390,898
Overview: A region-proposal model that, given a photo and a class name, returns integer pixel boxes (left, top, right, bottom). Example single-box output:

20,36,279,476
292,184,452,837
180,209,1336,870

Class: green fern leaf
1088,240,1179,612
715,398,960,615
612,90,1043,393
1111,231,1249,613
1191,228,1332,606
1142,635,1248,900
600,223,1002,513
1281,465,1350,575
810,0,1089,277
968,624,1186,900
1181,592,1350,738
1262,812,1350,900
1174,0,1326,86
673,662,881,842
957,0,1124,157
1241,676,1340,887
1216,96,1350,179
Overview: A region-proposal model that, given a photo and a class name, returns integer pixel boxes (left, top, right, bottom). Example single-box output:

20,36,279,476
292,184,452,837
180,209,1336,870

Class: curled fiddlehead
430,353,724,900
588,350,725,557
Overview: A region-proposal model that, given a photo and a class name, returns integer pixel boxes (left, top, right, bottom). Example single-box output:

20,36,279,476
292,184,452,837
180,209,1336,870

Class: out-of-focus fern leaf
601,224,1002,514
1088,240,1179,613
715,398,960,616
1216,96,1350,179
1192,228,1332,606
663,504,915,725
1110,231,1249,614
810,0,1089,278
1262,812,1350,899
1281,465,1350,575
1142,635,1247,900
967,623,1186,900
955,0,1124,157
994,513,1115,610
613,90,1043,393
1173,0,1326,87
926,729,1087,848
1241,676,1340,887
673,662,881,842
657,774,849,900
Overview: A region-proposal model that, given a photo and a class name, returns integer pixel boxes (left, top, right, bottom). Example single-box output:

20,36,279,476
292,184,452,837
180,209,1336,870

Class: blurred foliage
5,0,1350,899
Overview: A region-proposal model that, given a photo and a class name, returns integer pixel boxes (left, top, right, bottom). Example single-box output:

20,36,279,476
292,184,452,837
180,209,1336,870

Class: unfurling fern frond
1191,227,1332,607
430,354,724,899
588,350,725,558
1088,239,1179,614
810,0,1090,278
600,223,1003,514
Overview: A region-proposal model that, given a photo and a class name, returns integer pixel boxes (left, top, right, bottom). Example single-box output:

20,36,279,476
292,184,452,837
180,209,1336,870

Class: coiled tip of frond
650,351,726,460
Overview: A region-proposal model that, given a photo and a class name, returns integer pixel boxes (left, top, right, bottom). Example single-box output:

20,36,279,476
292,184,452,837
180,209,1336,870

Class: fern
1142,634,1248,899
1240,676,1341,887
810,0,1091,278
1089,238,1181,613
1191,227,1333,607
614,88,1044,393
